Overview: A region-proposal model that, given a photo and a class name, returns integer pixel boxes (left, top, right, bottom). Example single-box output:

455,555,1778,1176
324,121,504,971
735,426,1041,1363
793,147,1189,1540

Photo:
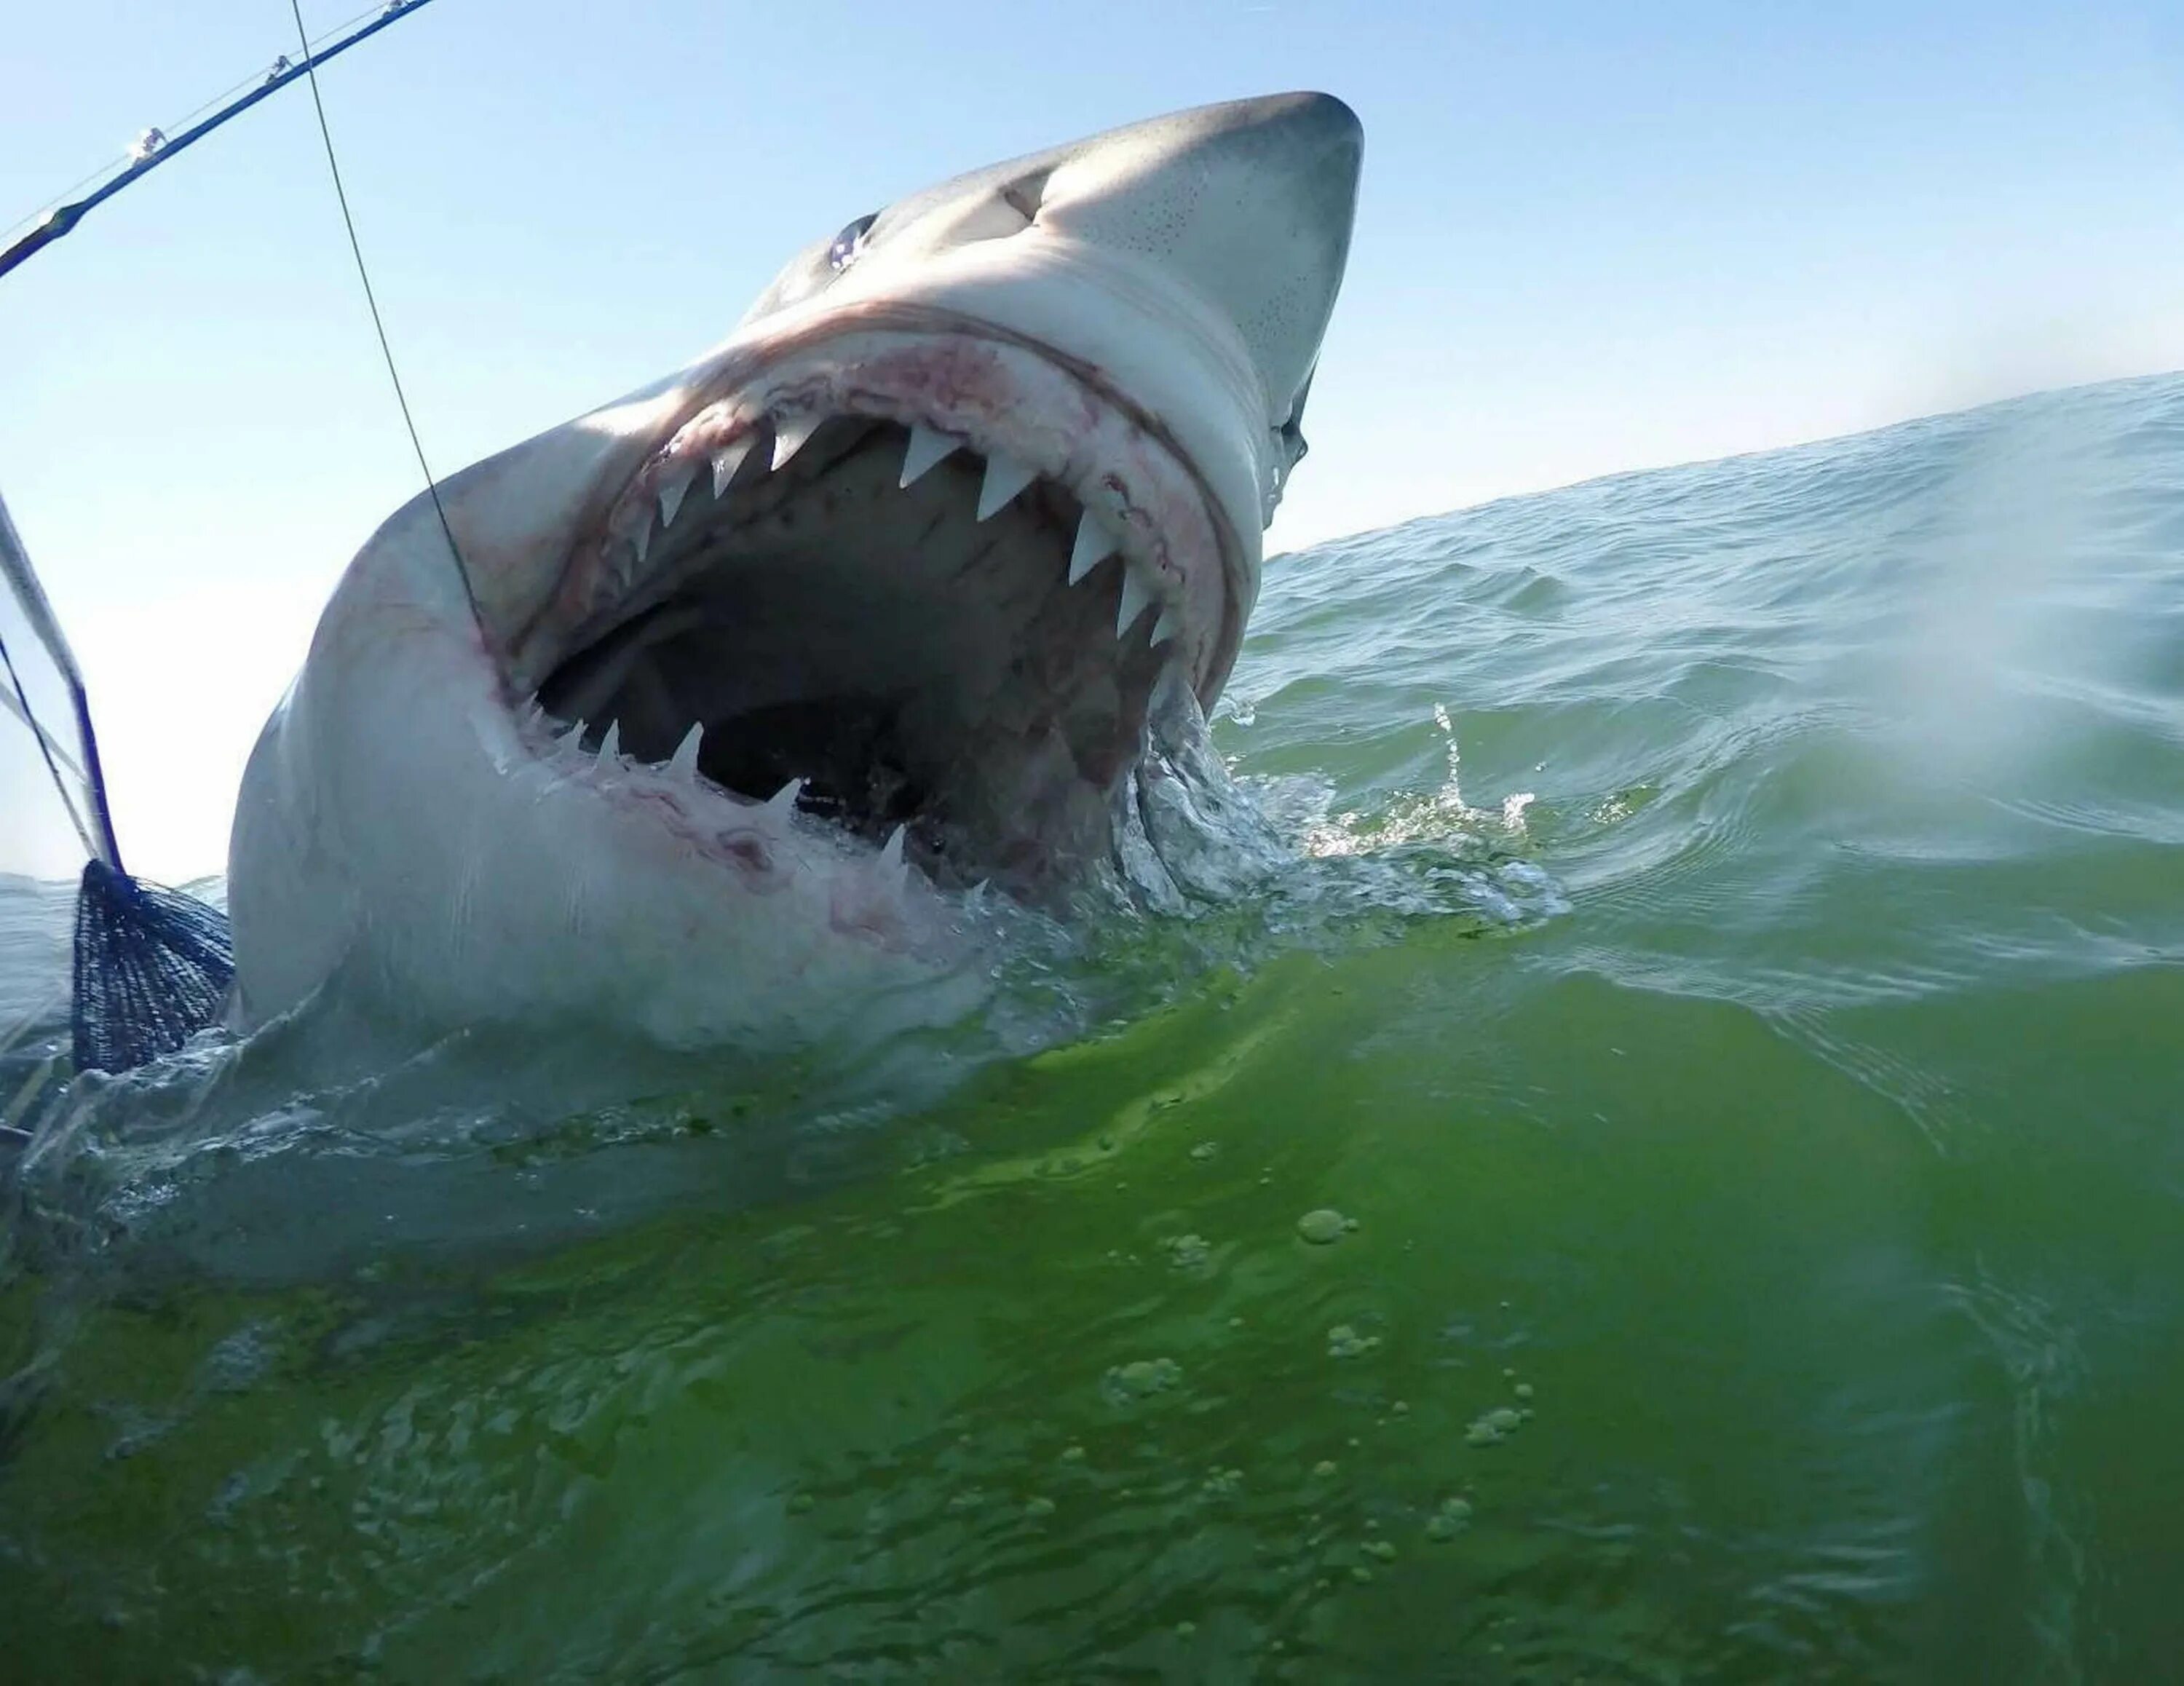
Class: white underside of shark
226,93,1362,1049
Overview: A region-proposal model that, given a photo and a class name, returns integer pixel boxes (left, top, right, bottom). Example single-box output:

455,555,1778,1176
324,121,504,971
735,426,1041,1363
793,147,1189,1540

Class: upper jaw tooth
657,462,696,530
607,498,654,576
1115,564,1154,637
711,436,756,497
1150,606,1180,646
1068,511,1119,585
900,423,962,488
975,452,1039,521
770,413,823,471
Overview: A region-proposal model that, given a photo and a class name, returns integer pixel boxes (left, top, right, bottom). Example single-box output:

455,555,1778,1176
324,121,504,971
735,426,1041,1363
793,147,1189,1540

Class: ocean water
3,371,2182,1681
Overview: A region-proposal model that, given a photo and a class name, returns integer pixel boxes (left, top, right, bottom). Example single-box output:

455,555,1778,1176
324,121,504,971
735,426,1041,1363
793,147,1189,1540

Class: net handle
0,488,124,871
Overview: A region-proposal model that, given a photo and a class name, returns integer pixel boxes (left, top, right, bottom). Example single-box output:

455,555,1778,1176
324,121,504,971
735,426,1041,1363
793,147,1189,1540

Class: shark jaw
226,92,1361,1049
515,310,1239,901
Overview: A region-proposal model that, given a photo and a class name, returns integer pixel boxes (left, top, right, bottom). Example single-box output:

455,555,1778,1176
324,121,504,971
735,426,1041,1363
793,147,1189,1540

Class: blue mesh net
4,491,234,1077
71,859,234,1074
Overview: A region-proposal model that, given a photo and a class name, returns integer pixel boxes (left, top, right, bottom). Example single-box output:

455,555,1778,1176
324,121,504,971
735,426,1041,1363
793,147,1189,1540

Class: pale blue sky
4,1,2181,877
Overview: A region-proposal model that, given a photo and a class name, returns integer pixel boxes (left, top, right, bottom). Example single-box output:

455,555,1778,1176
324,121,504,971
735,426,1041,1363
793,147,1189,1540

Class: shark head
228,93,1361,1046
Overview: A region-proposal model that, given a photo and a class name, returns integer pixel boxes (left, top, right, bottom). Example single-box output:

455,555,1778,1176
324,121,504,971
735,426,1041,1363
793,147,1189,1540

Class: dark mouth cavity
536,417,1175,890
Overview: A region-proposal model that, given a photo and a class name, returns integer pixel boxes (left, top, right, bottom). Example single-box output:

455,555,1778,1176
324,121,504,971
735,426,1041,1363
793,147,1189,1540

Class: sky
2,0,2182,878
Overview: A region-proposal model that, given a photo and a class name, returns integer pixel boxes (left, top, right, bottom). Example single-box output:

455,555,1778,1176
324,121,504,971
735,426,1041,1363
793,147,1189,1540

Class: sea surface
4,372,2182,1682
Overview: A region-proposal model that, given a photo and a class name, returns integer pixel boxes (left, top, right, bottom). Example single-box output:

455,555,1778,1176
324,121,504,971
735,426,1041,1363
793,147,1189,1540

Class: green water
4,376,2183,1679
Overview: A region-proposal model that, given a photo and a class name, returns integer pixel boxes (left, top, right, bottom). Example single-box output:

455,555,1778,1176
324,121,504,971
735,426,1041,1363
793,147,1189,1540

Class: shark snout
1034,91,1361,431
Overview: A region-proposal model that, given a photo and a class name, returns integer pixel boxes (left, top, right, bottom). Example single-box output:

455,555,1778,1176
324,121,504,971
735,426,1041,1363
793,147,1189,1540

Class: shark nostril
1000,169,1053,224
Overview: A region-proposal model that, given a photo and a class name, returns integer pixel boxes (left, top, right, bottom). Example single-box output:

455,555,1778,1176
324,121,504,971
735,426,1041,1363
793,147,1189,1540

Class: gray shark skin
226,93,1362,1048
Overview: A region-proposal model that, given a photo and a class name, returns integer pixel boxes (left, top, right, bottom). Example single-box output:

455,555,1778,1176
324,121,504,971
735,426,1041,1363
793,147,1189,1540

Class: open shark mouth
518,321,1240,897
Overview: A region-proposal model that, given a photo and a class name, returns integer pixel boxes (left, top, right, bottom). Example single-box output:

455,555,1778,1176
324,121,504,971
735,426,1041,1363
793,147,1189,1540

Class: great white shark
226,93,1361,1048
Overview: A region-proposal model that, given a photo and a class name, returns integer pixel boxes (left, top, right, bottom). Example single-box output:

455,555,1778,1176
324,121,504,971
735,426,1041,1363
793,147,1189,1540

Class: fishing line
285,0,481,630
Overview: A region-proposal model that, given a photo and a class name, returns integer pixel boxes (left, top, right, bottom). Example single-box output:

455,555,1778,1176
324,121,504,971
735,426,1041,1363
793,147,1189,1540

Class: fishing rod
0,0,440,282
0,0,445,1074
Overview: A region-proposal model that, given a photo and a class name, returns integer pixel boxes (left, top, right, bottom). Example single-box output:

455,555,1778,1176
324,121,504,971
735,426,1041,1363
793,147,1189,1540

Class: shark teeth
877,824,908,887
666,721,703,783
765,777,804,816
976,452,1038,521
1115,565,1154,637
1069,511,1119,585
900,423,961,488
598,720,622,763
771,413,823,470
618,416,1191,693
657,464,695,530
711,437,756,497
1068,507,1176,645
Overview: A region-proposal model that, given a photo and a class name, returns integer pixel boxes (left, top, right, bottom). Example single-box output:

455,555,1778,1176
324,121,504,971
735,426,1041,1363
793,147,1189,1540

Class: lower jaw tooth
666,721,703,782
877,824,909,890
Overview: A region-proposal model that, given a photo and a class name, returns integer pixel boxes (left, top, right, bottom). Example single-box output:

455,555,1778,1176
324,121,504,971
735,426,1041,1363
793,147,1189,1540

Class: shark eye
827,213,878,274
